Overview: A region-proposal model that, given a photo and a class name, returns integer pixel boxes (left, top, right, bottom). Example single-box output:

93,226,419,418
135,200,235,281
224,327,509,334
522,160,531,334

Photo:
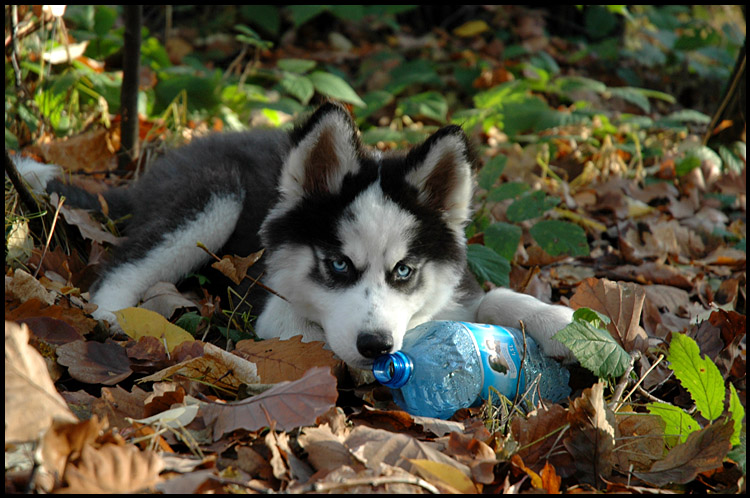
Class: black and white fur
18,103,574,368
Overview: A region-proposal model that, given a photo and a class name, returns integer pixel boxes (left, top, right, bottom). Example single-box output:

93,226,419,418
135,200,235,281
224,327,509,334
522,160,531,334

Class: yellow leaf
114,307,194,352
453,20,489,37
409,459,477,494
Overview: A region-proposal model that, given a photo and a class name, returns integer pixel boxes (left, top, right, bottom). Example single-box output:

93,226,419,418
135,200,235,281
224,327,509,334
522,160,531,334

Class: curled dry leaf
211,249,265,285
5,321,77,444
139,342,260,389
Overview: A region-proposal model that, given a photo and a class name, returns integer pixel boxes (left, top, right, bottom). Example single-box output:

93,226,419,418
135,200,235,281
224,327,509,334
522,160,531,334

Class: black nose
357,330,394,359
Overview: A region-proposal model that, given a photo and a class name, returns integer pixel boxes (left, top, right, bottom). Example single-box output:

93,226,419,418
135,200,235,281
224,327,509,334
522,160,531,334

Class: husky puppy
19,103,574,368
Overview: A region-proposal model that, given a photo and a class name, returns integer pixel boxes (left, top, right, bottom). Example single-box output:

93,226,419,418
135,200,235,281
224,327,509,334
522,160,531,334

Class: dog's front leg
476,288,576,363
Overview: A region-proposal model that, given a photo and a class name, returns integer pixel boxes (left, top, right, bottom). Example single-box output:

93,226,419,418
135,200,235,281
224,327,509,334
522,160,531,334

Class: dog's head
261,103,476,368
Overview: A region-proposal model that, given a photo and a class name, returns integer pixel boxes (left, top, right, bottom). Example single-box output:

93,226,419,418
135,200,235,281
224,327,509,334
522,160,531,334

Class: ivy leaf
667,333,725,422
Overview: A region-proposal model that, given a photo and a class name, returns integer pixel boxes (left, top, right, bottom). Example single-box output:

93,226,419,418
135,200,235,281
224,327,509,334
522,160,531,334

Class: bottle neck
372,351,413,388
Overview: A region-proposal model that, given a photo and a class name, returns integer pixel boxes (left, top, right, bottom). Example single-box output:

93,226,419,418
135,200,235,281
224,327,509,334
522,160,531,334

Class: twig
33,195,65,278
609,350,640,411
614,354,665,413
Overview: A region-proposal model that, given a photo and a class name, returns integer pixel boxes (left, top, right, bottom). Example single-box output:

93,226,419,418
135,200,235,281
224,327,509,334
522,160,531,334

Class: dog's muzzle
356,330,394,359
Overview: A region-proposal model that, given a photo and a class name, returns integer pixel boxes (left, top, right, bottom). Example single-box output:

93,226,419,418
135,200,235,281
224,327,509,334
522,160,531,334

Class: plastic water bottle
372,321,571,419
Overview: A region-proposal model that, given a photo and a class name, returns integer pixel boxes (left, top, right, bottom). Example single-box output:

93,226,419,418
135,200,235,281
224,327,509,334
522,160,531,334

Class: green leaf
530,220,589,257
506,190,558,223
607,87,651,113
477,155,507,190
553,320,630,378
308,71,365,107
484,222,522,261
487,181,528,202
667,333,725,422
466,244,510,287
572,307,611,329
647,402,701,445
277,58,317,74
728,383,744,446
663,109,711,124
675,155,701,176
287,5,329,27
719,144,745,174
278,73,314,104
397,91,448,123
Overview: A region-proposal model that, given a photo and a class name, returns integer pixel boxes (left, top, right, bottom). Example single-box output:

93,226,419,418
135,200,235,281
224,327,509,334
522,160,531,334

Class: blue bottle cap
372,351,413,388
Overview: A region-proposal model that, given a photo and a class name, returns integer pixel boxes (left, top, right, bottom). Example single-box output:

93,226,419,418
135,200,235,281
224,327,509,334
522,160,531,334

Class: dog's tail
13,156,131,220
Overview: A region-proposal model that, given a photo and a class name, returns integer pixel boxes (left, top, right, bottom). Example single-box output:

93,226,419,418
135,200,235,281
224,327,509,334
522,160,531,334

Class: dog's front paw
476,288,576,364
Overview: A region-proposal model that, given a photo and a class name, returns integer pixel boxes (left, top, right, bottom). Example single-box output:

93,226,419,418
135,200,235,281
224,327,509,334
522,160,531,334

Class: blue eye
394,262,413,279
330,258,349,273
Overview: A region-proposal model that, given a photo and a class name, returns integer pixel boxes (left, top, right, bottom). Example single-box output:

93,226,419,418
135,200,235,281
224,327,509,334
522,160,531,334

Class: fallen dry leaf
234,335,342,383
139,341,260,389
202,366,338,440
564,383,616,488
570,277,649,353
56,339,132,385
115,307,194,352
633,420,734,486
61,443,163,493
5,321,78,444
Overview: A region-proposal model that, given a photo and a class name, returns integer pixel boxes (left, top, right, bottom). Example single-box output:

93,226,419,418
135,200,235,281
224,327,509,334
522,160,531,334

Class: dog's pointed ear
280,103,361,200
405,125,474,226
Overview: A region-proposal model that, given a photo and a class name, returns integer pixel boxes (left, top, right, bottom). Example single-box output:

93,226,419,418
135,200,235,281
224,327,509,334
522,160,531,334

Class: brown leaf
202,366,338,440
8,268,56,305
613,412,665,472
140,281,197,318
56,339,132,385
344,424,468,473
211,249,265,285
54,195,119,245
61,444,163,493
569,277,648,353
633,421,734,486
444,431,497,484
234,335,342,384
6,298,97,337
5,321,78,444
606,262,694,290
510,404,573,476
564,382,615,488
39,416,107,489
139,342,260,389
265,428,314,483
24,128,118,173
298,424,354,472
